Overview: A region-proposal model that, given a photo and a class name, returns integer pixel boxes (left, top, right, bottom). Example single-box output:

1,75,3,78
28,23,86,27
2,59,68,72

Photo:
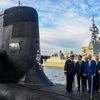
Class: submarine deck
23,83,100,100
0,83,100,100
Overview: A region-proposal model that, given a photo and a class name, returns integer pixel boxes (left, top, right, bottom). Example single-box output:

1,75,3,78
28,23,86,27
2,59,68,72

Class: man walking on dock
64,55,75,92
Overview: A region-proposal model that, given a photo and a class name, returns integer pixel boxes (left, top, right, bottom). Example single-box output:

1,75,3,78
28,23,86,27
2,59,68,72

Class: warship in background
43,50,77,67
82,16,100,58
43,16,100,68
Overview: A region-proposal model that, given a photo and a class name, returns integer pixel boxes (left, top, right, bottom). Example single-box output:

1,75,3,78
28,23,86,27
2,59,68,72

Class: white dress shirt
88,60,91,67
79,60,82,65
96,60,99,65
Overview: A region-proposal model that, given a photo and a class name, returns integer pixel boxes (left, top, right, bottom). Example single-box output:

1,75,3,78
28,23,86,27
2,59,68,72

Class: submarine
0,5,99,100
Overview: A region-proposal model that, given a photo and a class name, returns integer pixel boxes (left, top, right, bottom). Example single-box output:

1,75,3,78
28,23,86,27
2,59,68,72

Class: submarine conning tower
0,6,53,85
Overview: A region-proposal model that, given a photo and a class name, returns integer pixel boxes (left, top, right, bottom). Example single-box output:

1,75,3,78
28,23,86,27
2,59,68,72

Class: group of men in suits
64,54,100,93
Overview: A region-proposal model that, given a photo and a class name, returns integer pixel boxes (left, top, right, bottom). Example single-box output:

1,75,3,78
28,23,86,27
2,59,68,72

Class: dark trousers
66,74,74,91
87,75,95,91
77,75,83,91
82,76,87,91
94,73,99,91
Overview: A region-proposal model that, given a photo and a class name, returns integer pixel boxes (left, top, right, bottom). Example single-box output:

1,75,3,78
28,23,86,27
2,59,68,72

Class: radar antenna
90,15,99,43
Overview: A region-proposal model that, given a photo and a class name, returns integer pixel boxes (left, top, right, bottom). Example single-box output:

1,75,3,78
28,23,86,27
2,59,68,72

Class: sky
0,0,100,55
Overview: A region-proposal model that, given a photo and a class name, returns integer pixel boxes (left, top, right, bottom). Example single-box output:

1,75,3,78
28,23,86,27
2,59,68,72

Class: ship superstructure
82,16,100,56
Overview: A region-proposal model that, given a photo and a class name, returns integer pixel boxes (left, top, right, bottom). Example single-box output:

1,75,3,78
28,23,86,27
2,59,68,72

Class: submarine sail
0,6,53,85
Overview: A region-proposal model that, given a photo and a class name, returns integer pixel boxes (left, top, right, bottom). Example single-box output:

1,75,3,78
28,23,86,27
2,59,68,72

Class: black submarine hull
0,6,56,100
0,6,52,85
0,84,73,100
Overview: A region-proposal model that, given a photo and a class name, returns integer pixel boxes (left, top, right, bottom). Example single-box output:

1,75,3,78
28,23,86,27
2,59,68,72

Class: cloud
37,0,100,55
39,6,92,55
0,0,9,3
0,0,11,5
0,0,16,11
0,0,99,55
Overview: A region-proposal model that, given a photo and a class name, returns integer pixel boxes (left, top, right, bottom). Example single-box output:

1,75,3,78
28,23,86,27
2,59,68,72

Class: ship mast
90,15,99,43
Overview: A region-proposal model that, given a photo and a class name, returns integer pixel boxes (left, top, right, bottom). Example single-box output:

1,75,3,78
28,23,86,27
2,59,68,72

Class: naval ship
43,16,100,68
82,16,100,57
0,3,99,100
43,50,76,67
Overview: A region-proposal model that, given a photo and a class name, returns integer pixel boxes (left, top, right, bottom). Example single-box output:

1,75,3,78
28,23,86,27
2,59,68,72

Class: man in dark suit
76,55,85,91
97,61,100,93
84,54,96,93
95,55,100,92
82,56,88,91
64,55,75,92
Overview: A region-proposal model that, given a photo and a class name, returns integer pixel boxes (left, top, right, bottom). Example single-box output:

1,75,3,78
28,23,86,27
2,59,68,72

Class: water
44,67,77,87
44,67,66,84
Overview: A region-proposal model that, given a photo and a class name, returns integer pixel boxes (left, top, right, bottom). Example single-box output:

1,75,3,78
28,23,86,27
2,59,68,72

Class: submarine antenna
18,1,21,6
